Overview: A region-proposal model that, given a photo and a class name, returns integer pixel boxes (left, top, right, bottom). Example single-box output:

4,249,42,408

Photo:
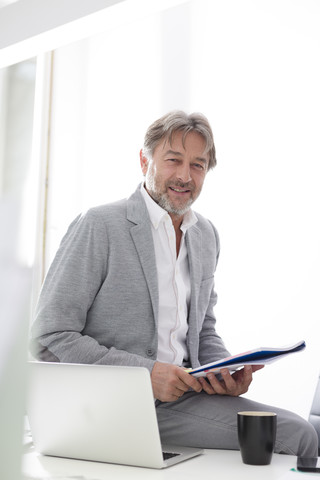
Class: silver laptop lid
27,362,202,469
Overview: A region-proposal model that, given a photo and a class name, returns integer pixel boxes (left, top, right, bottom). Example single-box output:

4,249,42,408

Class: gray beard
154,191,193,216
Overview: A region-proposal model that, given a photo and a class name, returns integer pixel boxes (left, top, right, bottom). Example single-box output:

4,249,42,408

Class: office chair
309,374,320,455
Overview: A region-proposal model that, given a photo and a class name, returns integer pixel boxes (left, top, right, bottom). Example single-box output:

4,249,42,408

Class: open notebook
189,340,306,377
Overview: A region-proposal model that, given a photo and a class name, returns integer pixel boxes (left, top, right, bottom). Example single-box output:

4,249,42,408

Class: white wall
189,0,320,416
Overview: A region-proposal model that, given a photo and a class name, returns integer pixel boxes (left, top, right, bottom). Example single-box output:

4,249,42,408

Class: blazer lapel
186,224,202,301
127,187,159,327
186,224,202,347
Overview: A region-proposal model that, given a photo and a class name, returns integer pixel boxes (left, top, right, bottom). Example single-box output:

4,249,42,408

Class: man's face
140,131,209,218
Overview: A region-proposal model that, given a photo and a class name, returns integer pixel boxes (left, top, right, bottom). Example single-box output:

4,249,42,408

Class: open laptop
27,362,203,469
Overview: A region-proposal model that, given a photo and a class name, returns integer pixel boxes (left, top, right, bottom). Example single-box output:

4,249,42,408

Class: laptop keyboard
162,451,180,460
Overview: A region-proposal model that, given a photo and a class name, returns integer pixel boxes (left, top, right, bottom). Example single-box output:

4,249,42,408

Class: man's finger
206,372,227,395
252,364,264,373
241,365,253,385
199,377,216,395
179,369,202,392
220,368,240,394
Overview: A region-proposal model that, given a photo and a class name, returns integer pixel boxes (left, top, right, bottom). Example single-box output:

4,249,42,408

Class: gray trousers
156,391,318,457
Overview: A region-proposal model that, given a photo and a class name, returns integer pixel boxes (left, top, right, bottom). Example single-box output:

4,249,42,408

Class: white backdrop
43,0,320,418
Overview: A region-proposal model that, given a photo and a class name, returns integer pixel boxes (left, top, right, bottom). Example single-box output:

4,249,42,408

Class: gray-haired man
31,111,318,456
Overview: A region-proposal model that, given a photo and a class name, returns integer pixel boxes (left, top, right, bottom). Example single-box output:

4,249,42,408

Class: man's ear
140,149,149,176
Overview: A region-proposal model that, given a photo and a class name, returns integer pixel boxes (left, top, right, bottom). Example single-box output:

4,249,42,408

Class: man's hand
198,365,264,397
151,361,202,402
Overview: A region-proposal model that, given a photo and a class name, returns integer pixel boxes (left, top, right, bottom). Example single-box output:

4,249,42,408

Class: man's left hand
198,365,264,397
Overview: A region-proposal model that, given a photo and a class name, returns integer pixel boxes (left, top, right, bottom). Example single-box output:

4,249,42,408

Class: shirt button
146,348,154,356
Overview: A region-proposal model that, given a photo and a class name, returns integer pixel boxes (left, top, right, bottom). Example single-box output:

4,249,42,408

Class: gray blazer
31,185,230,372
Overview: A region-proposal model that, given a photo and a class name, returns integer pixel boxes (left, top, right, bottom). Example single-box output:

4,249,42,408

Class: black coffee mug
237,411,277,465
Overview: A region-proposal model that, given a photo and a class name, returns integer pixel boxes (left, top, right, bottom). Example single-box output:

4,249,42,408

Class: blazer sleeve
30,209,156,372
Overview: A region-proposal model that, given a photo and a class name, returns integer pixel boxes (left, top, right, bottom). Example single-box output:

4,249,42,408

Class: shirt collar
140,183,198,232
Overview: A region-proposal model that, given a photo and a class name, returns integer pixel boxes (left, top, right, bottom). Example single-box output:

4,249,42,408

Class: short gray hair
143,110,216,170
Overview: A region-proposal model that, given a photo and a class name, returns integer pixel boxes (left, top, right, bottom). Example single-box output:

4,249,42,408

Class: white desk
23,446,297,480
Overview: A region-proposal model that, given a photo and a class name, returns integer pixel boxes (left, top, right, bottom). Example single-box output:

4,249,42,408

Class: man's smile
169,186,191,194
167,182,194,196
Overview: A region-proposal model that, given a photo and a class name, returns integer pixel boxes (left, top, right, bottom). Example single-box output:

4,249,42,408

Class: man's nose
176,163,192,183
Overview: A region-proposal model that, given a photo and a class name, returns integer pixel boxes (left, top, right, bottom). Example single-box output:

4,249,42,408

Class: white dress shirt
140,184,198,365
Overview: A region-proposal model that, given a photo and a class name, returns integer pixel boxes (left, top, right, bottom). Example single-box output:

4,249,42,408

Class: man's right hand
151,361,202,402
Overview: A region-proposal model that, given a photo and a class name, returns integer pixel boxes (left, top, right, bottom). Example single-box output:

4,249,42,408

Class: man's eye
193,163,204,170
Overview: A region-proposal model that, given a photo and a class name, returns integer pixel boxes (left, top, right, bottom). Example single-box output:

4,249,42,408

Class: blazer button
146,348,154,357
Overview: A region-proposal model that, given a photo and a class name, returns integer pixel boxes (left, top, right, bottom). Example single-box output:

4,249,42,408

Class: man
31,111,318,456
